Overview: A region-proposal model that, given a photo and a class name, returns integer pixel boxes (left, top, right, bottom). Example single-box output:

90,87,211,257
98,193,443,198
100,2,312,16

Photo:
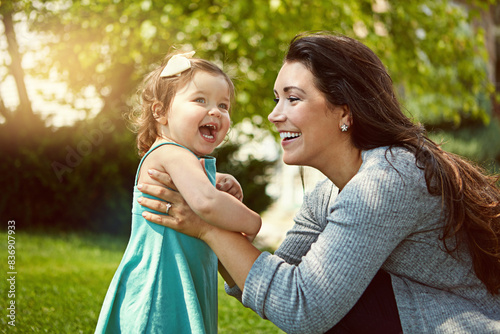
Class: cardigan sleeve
241,150,426,334
274,179,337,265
224,179,336,298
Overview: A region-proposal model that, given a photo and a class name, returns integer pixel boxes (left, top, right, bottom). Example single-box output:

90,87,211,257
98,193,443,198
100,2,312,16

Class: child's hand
216,173,243,201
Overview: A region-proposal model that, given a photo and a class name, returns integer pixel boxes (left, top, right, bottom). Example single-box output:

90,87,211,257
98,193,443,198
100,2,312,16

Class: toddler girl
95,51,261,333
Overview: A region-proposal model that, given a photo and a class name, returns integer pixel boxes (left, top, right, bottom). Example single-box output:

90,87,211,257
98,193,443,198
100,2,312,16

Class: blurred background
1,1,500,332
1,0,499,238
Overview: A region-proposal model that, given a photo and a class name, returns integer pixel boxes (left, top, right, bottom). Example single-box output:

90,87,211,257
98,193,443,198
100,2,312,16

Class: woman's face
269,61,346,171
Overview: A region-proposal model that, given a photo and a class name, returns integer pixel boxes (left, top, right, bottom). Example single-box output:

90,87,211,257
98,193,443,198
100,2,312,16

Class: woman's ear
152,101,168,125
338,104,352,130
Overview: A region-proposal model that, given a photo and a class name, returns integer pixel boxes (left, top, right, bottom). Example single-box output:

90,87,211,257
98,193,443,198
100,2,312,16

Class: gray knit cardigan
226,146,500,333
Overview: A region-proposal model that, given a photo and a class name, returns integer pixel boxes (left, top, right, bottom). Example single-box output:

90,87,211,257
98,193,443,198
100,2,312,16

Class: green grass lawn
0,231,283,333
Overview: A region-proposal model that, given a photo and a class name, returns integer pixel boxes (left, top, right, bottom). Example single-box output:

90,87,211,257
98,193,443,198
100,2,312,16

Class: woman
137,32,500,333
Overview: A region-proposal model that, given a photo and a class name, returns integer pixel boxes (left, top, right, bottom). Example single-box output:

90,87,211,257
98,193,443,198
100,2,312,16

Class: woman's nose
268,105,286,123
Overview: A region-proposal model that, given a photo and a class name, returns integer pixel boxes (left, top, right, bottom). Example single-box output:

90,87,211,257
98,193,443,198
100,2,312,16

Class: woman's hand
138,169,215,240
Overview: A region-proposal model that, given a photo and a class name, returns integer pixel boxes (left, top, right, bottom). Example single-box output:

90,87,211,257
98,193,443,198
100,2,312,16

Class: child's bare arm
159,146,261,238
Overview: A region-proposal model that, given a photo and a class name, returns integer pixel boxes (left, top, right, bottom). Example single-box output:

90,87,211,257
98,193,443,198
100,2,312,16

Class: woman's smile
279,131,302,147
279,131,302,141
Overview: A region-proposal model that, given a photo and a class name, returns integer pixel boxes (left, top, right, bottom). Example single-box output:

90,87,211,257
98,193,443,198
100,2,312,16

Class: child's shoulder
136,142,200,184
148,142,196,157
146,142,199,166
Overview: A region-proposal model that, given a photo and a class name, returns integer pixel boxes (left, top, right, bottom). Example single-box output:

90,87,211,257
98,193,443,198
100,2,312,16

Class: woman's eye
287,97,300,103
273,98,279,104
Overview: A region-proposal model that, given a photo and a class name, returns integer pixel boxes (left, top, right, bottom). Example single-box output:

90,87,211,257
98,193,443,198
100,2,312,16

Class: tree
0,1,33,122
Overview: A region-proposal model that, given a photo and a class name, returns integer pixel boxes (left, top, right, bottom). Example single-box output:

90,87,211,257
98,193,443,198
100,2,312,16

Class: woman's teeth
280,132,302,140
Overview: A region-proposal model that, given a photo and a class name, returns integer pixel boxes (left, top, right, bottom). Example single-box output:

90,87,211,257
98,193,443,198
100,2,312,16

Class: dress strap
134,142,199,185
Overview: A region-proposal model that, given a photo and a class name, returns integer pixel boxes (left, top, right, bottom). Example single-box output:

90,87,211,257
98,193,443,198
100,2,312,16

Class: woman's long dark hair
286,32,500,295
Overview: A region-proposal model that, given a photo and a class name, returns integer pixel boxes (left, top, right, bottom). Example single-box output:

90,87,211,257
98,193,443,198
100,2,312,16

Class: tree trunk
490,4,500,117
479,4,500,117
2,8,34,120
454,1,500,117
0,94,12,122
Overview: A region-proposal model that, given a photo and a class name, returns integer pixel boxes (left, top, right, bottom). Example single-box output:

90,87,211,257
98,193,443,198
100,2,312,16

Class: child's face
161,71,231,156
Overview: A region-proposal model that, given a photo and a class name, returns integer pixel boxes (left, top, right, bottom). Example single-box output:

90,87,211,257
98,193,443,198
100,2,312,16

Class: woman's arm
215,172,248,286
273,179,337,265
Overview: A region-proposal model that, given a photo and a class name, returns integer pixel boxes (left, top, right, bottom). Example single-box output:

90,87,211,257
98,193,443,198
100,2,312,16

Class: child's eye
219,103,229,110
195,98,206,103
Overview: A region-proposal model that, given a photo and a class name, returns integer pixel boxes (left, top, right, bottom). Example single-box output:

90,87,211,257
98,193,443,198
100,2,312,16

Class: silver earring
341,124,348,132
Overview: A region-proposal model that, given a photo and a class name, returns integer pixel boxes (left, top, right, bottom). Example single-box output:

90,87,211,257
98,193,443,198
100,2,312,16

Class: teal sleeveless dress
95,142,218,333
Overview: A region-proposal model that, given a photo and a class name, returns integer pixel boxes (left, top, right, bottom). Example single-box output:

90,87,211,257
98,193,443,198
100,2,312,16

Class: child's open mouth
200,124,218,140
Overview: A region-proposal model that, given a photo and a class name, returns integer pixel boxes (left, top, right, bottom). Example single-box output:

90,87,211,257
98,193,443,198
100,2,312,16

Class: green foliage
0,114,137,234
0,232,282,333
214,142,276,214
383,2,494,126
9,0,493,127
429,118,500,173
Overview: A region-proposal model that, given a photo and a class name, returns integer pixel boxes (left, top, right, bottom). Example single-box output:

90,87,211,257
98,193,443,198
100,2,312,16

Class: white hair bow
160,51,196,77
